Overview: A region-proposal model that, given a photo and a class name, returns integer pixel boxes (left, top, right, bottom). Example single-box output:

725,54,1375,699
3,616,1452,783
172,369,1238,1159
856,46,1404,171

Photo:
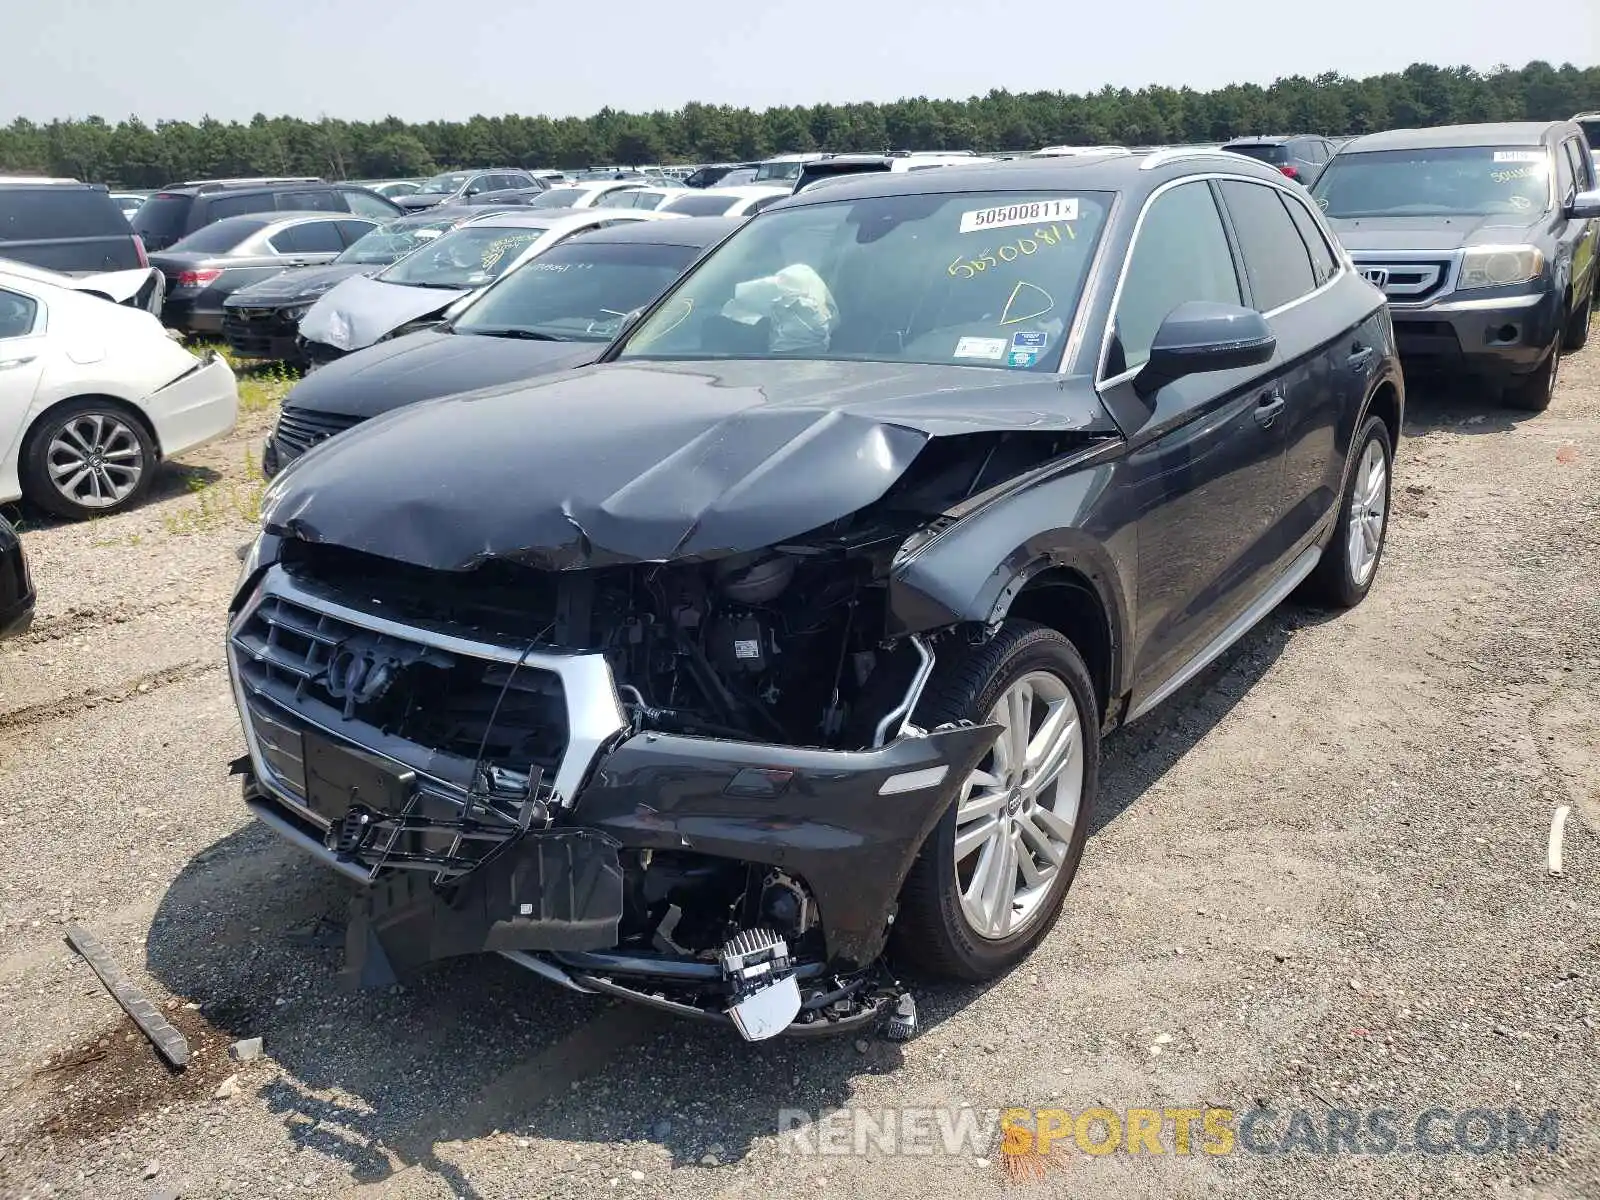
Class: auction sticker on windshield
1493,151,1544,163
954,336,1008,360
960,199,1078,234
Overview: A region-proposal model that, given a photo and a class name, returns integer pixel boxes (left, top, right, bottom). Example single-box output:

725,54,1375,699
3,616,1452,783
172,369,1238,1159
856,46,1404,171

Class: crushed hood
297,274,467,352
281,328,599,418
262,358,1119,572
1326,213,1542,253
225,263,378,307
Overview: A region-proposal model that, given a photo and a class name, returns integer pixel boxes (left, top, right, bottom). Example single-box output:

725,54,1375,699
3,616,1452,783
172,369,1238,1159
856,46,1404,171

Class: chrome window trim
229,564,629,809
1094,172,1347,388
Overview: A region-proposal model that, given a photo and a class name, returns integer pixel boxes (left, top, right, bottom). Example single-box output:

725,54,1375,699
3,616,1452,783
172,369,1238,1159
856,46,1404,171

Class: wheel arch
997,566,1117,722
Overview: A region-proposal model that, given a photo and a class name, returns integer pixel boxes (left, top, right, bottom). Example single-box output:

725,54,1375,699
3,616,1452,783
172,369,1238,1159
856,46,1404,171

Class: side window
1555,143,1578,205
0,288,39,339
1107,180,1241,377
279,189,340,213
1218,180,1318,312
752,194,786,212
334,219,376,246
342,189,398,218
208,193,275,221
1282,193,1339,286
269,221,344,254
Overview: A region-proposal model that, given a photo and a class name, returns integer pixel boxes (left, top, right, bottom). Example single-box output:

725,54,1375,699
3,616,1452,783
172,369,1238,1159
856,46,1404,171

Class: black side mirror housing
1567,189,1600,220
1134,302,1277,399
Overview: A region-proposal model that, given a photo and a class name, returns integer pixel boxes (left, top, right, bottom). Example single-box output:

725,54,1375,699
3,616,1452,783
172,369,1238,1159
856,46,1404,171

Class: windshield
754,160,805,182
1578,120,1600,152
377,225,548,287
1312,147,1552,218
335,218,453,265
1226,143,1288,164
417,172,472,195
131,193,193,240
619,190,1107,370
453,241,699,342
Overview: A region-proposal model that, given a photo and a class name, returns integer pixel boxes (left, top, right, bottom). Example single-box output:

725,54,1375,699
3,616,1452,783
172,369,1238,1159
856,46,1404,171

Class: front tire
1505,337,1561,412
892,621,1099,981
1563,284,1592,353
1304,413,1393,608
21,401,157,520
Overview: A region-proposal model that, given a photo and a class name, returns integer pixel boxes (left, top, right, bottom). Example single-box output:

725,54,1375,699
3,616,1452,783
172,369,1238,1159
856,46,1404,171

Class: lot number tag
1493,151,1544,163
960,199,1078,234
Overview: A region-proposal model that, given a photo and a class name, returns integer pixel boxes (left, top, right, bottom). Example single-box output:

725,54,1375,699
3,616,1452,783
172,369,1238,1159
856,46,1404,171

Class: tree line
3,60,1596,188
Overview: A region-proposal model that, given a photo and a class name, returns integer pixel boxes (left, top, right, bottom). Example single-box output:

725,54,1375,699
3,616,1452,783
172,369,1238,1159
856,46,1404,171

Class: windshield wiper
402,281,469,290
458,327,565,341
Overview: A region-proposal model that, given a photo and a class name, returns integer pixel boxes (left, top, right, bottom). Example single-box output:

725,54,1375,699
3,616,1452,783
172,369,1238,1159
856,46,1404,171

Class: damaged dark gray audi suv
228,151,1404,1042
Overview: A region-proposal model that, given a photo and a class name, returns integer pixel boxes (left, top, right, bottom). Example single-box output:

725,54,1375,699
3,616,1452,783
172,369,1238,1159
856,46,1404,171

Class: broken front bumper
227,564,995,1029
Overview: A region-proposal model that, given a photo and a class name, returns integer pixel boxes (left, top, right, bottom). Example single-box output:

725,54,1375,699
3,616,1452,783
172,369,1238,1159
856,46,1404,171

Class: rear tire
1303,414,1392,609
892,621,1099,982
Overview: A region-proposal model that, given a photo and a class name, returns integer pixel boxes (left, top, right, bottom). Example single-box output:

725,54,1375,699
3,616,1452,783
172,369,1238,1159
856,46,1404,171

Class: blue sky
3,0,1596,123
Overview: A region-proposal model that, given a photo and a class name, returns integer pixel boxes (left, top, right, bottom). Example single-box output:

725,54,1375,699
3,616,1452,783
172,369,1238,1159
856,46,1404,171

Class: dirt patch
25,1004,241,1142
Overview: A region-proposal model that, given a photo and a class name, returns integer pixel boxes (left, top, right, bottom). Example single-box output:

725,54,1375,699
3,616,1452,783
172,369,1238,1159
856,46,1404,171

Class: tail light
1278,165,1301,180
175,268,223,287
133,235,149,268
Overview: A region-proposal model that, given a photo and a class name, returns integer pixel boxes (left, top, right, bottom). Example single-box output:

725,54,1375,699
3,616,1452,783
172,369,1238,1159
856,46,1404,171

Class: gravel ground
0,334,1597,1199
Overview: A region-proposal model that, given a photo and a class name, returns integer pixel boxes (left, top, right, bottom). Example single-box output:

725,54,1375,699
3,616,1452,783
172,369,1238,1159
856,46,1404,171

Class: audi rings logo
323,647,401,715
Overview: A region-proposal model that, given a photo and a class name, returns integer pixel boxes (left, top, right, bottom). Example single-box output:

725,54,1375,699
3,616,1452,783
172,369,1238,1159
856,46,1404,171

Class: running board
1126,544,1321,724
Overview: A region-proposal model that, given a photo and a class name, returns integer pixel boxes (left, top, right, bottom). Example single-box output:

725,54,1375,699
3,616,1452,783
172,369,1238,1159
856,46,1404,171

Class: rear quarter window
0,188,129,241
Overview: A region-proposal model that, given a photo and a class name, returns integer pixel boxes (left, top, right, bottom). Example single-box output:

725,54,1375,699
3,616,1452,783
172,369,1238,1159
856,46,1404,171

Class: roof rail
169,175,323,190
1139,147,1247,170
0,174,83,185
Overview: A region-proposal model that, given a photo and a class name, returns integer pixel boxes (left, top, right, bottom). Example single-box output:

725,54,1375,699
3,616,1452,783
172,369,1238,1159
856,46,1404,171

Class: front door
1097,179,1292,703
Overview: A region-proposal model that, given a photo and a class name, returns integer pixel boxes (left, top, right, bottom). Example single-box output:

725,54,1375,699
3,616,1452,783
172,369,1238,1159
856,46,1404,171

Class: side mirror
1567,189,1600,220
1133,302,1276,399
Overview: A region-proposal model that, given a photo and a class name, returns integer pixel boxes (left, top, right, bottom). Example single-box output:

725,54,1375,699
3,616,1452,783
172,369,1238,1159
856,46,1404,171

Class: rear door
0,187,140,273
1100,178,1291,703
0,286,48,475
1216,178,1349,573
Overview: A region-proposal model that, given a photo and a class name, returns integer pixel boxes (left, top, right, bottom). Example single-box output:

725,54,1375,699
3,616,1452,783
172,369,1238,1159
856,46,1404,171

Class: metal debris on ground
64,926,190,1068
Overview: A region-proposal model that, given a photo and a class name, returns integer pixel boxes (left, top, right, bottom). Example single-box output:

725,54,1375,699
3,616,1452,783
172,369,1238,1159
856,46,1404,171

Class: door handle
0,355,36,371
1254,391,1286,427
1347,343,1376,372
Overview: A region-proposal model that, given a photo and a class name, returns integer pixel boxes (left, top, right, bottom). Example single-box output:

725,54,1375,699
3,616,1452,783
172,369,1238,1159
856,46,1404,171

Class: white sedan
298,208,679,361
0,265,238,519
657,185,793,217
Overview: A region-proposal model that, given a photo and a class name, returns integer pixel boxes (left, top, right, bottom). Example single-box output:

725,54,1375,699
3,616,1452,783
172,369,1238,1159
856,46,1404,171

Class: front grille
232,589,570,807
1354,258,1454,305
271,408,363,462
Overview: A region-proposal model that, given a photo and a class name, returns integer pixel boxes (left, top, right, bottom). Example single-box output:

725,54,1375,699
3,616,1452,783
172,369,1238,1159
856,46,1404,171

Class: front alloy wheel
893,621,1099,981
22,401,157,519
953,671,1085,939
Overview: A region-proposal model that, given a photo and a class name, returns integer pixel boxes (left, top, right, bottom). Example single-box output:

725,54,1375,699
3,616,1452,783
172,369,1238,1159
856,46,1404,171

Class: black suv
230,151,1403,1041
131,178,402,251
0,178,148,273
1314,121,1600,411
1222,135,1337,185
0,513,34,641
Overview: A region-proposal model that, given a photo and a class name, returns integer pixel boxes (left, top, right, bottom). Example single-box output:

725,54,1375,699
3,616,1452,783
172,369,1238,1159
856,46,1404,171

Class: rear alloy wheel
22,401,157,519
892,621,1099,981
1303,413,1393,609
1506,337,1561,413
